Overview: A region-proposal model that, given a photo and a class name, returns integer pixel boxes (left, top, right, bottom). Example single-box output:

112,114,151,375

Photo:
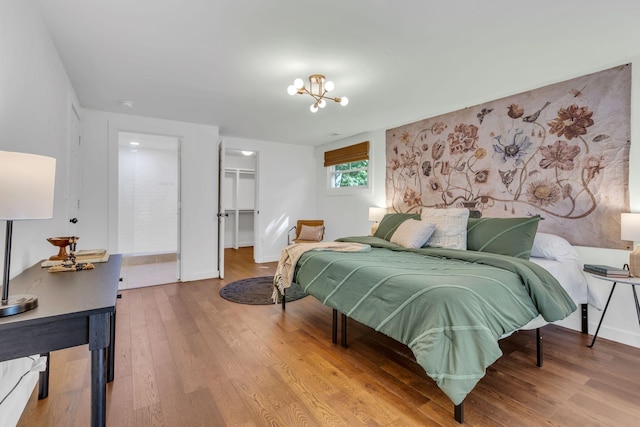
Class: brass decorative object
47,236,78,261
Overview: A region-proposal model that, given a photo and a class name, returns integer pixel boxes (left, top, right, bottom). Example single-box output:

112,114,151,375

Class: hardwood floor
18,246,640,426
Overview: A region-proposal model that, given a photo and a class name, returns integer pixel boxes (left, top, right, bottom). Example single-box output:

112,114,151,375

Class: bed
0,355,47,427
275,211,595,423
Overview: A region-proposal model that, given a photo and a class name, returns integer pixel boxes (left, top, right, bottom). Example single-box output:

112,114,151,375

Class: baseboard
255,253,279,263
181,270,219,282
554,309,640,348
122,252,177,265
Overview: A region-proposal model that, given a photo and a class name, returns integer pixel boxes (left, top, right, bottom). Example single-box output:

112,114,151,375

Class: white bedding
530,257,602,310
504,234,603,335
0,355,47,427
502,258,591,335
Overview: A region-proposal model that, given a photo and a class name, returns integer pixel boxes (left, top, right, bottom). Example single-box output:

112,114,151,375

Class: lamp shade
621,213,640,241
368,207,386,222
0,151,56,220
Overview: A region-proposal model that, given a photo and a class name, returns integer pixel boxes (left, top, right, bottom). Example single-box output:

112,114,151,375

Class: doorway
117,132,181,289
218,146,259,277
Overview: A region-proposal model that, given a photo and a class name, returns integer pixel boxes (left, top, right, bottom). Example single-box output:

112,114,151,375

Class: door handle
69,218,78,224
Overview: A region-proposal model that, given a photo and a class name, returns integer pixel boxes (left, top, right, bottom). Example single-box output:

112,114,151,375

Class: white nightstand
587,272,640,347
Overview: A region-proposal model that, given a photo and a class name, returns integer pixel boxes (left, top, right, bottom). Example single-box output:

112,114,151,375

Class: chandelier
287,74,349,113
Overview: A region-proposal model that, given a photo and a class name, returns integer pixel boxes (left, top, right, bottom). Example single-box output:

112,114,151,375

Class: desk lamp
621,212,640,277
0,151,56,317
368,207,386,235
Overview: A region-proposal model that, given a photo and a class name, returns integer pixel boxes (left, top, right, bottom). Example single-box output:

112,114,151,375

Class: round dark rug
219,276,308,305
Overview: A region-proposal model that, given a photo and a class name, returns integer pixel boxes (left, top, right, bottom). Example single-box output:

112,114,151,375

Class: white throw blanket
272,241,371,303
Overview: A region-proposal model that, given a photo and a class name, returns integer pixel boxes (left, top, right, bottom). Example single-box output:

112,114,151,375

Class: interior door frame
218,145,260,273
110,130,183,281
218,139,226,278
66,99,82,236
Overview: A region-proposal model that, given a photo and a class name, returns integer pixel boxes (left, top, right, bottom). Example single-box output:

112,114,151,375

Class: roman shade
324,141,369,167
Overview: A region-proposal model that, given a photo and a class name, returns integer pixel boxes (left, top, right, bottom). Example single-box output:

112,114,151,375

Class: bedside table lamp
368,207,386,235
621,212,640,277
0,151,56,317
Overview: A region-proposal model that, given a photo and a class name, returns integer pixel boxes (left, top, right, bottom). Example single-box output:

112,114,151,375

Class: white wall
222,137,316,263
314,131,387,240
81,110,219,282
0,0,80,275
315,60,640,349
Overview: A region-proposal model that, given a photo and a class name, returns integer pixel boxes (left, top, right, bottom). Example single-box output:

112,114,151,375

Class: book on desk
583,264,630,277
40,249,109,267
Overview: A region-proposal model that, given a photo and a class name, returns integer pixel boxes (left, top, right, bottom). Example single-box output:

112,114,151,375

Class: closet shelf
225,209,254,214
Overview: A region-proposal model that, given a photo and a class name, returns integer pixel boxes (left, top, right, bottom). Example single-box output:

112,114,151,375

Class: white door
217,139,227,278
67,104,81,236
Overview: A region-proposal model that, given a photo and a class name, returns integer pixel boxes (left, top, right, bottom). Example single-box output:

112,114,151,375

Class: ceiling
35,0,640,147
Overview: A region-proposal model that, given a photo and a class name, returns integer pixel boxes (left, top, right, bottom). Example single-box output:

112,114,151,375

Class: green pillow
374,213,421,241
466,216,540,259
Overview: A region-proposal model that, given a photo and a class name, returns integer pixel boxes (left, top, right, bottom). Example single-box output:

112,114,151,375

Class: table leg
90,312,110,427
107,310,116,383
632,285,640,328
588,282,617,348
38,352,50,399
91,348,106,427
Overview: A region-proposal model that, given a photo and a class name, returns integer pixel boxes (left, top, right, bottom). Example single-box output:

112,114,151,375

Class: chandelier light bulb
288,74,348,112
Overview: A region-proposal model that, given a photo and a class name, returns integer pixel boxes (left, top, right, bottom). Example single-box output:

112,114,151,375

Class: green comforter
293,236,576,405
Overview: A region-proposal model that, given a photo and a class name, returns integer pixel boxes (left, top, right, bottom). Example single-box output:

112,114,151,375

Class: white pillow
531,232,579,261
421,208,469,250
390,219,436,249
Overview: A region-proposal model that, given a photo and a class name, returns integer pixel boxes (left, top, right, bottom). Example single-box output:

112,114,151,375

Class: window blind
323,141,370,167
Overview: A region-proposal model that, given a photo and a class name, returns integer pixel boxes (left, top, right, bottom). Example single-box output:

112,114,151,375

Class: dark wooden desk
0,255,121,427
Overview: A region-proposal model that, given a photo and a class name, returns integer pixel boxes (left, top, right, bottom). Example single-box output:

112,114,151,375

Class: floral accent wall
386,64,631,249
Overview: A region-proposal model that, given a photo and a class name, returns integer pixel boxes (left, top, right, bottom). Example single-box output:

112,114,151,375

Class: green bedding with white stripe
293,236,576,405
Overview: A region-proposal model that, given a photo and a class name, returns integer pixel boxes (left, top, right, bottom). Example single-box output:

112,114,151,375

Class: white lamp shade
368,207,387,222
621,213,640,241
0,151,56,220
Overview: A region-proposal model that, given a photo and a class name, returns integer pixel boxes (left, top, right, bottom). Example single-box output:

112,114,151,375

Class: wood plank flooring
18,246,640,426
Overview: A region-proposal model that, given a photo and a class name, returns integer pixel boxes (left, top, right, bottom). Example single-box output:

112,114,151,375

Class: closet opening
223,149,256,253
117,132,181,289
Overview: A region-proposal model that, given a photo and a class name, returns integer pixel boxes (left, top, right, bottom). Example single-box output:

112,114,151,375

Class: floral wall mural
386,64,631,249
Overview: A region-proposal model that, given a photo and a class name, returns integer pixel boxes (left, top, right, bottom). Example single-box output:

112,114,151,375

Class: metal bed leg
332,309,337,344
454,402,464,423
281,288,286,310
581,303,588,334
536,328,543,367
341,313,347,348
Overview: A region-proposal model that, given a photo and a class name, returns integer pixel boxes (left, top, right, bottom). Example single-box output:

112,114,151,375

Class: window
330,159,368,187
324,141,370,193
